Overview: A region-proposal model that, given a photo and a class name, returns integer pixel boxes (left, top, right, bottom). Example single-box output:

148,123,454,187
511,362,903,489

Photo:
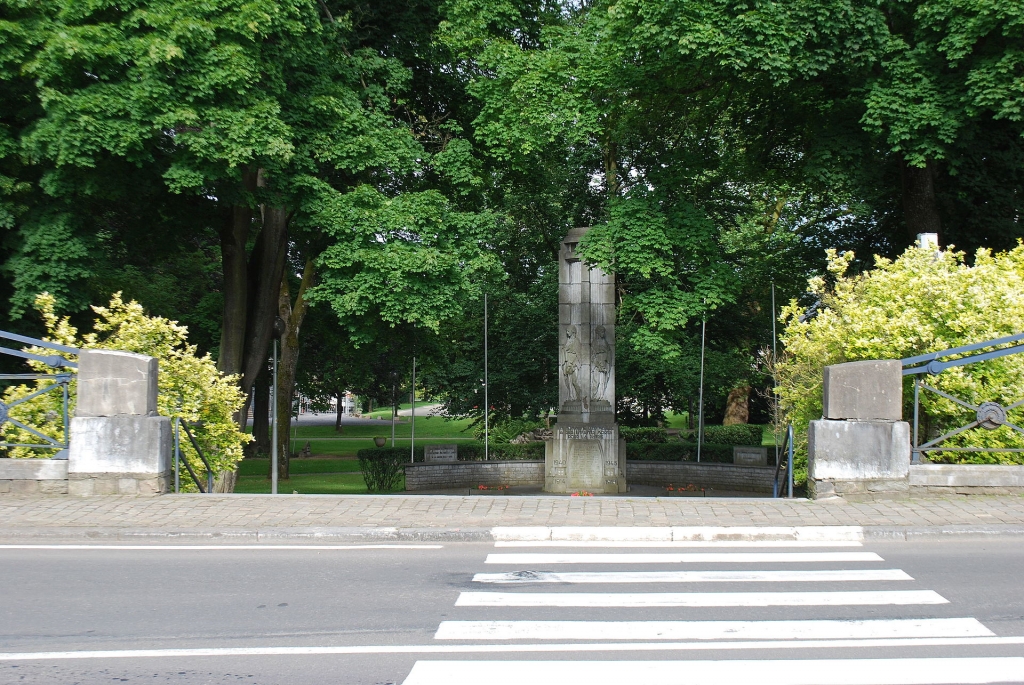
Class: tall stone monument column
544,227,627,494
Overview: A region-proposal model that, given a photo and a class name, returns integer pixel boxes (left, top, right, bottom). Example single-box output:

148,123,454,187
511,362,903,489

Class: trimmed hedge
457,441,545,461
626,442,734,463
701,424,764,446
620,426,668,443
357,441,544,466
357,449,408,492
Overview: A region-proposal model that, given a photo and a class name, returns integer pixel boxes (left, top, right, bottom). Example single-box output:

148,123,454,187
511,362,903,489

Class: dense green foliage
701,425,765,447
620,427,669,444
0,0,1020,469
626,443,736,464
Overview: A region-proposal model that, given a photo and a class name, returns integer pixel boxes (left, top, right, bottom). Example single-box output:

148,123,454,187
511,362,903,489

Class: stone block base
808,419,910,499
0,458,70,494
68,471,170,496
809,477,909,500
69,415,172,475
0,478,69,495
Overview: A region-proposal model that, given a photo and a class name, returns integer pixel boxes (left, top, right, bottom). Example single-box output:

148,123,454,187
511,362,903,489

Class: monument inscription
424,444,458,462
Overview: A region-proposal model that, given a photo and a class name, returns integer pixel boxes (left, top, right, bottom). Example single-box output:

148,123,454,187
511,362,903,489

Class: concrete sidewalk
2,493,1024,542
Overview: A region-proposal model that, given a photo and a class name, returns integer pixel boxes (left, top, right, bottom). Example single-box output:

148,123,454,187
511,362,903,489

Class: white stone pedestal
545,422,627,494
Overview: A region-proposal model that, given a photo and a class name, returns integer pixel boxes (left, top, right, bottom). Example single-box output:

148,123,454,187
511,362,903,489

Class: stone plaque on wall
733,446,768,467
424,444,458,462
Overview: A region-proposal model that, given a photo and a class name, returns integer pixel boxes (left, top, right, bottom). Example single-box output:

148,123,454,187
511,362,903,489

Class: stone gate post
68,350,171,495
807,360,911,498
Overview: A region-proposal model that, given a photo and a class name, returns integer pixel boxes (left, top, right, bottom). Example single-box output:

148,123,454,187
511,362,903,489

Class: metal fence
0,330,78,459
903,332,1024,463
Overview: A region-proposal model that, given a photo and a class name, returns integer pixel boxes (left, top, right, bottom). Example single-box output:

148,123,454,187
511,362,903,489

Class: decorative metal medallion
976,401,1007,430
0,399,8,427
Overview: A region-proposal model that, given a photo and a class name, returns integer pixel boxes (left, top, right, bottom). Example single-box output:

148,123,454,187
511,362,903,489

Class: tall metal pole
174,416,180,493
410,356,416,463
484,293,489,461
787,423,794,498
391,382,396,448
271,339,278,495
697,318,706,463
772,282,780,468
912,376,921,464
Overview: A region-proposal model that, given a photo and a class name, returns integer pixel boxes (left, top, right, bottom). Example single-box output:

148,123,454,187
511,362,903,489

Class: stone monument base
543,422,627,494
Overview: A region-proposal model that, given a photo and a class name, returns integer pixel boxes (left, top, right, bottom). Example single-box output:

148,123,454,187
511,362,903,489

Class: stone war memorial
544,227,627,494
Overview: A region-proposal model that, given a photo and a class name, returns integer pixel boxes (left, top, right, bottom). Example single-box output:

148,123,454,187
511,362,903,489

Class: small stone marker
424,444,458,462
733,446,768,467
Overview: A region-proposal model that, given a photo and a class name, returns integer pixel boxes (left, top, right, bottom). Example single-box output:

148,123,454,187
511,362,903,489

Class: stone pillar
68,350,171,495
808,360,911,499
544,227,627,494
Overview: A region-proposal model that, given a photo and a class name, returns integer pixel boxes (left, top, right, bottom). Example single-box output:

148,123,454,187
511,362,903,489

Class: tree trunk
252,366,271,457
217,169,257,377
273,258,317,482
240,203,290,402
335,391,344,433
723,385,751,425
900,159,941,242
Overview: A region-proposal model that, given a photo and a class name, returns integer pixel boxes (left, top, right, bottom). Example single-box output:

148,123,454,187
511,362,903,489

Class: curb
2,524,1024,544
0,527,496,543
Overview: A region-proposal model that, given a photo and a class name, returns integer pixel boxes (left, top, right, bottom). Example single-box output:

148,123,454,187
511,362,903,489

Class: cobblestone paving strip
0,494,1024,537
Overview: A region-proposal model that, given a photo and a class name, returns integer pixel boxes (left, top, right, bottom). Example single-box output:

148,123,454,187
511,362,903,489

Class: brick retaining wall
627,460,776,493
405,460,545,491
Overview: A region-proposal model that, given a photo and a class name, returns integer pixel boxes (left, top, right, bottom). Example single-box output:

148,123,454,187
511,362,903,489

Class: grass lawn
360,400,440,419
280,416,477,457
294,415,475,439
237,458,362,477
233,472,405,495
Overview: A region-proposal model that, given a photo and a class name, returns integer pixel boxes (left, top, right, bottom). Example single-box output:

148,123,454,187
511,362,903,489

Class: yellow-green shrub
776,244,1024,479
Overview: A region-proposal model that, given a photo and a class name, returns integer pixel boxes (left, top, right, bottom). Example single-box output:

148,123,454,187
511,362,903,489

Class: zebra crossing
401,530,1023,685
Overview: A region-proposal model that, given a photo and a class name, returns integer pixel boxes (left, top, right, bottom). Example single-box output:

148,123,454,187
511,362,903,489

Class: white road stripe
485,552,883,564
473,569,912,584
2,637,1024,661
455,590,947,607
434,618,993,641
494,541,864,548
0,545,443,550
402,657,1024,685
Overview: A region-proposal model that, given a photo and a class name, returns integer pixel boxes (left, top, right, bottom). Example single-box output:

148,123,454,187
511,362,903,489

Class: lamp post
697,317,706,463
410,356,416,463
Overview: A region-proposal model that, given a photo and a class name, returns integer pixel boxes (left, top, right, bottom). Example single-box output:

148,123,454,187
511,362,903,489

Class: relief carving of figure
561,325,585,407
591,324,611,401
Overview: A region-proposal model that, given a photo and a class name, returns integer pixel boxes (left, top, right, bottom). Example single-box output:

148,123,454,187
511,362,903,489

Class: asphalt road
2,538,1024,684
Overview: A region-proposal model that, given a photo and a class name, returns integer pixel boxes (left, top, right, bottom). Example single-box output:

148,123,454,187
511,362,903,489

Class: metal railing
173,417,214,493
0,330,79,458
903,333,1024,463
773,423,794,498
